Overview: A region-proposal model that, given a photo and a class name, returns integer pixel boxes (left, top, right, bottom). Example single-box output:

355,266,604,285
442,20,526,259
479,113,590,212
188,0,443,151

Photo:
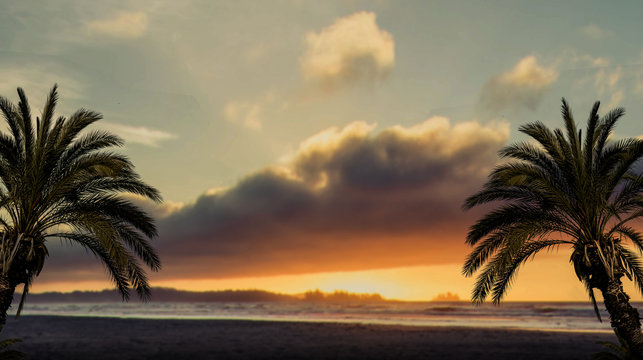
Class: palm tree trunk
601,277,643,358
0,274,13,329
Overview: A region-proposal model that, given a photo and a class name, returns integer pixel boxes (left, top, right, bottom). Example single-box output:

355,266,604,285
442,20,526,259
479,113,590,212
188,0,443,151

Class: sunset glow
3,1,643,304
32,253,641,302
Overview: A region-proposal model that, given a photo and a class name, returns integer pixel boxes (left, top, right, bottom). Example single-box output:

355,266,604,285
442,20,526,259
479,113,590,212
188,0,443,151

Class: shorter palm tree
0,85,162,327
463,99,643,356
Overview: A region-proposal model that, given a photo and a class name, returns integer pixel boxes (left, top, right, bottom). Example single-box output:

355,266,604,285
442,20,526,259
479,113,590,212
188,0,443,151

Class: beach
4,316,616,359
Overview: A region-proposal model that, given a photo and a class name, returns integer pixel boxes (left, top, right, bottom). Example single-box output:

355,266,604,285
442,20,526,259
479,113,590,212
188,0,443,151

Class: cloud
578,56,625,108
144,117,505,280
580,24,612,40
478,55,558,113
223,92,282,131
0,65,83,109
38,116,509,283
631,53,643,99
300,11,394,92
595,66,624,108
223,101,263,131
98,122,177,147
635,79,643,97
122,194,185,219
87,11,149,39
606,89,624,109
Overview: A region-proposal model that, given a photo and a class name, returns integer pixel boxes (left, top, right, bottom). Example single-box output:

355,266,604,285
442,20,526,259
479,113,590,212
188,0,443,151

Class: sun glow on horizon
30,253,642,302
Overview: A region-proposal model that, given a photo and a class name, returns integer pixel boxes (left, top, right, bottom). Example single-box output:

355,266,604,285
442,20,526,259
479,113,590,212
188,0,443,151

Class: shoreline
5,312,617,335
4,315,617,359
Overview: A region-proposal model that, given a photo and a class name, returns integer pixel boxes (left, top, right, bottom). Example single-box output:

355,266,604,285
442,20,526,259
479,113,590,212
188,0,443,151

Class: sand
2,316,617,359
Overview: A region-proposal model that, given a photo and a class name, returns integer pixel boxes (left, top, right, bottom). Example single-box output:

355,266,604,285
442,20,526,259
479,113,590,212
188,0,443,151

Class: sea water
10,301,632,333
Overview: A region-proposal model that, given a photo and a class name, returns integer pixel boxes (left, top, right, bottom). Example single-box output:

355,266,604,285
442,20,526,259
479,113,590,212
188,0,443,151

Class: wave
11,301,634,333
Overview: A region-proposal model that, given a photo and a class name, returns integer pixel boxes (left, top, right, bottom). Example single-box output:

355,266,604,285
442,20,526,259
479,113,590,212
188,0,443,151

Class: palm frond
491,240,568,303
616,245,643,296
16,88,34,169
595,107,625,157
560,98,581,163
517,121,563,162
583,101,601,171
51,232,131,300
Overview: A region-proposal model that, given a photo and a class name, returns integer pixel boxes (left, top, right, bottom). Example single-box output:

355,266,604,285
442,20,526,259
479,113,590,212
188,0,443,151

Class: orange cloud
40,117,509,283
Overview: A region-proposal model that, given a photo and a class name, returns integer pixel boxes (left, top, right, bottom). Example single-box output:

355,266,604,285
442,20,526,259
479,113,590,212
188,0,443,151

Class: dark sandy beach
2,316,617,359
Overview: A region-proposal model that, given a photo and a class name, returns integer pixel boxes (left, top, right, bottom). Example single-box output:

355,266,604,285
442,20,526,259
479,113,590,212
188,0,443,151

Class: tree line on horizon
14,287,390,303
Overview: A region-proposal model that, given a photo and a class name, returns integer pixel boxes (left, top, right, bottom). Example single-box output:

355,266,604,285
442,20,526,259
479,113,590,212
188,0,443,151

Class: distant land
15,288,295,303
13,288,430,303
432,292,461,302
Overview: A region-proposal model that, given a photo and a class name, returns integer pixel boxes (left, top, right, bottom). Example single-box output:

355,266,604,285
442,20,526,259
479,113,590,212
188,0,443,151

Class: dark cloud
39,118,509,282
155,118,507,279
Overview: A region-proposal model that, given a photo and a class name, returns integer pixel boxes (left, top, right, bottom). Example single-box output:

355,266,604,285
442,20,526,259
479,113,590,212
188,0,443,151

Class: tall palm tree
463,99,643,356
0,85,162,327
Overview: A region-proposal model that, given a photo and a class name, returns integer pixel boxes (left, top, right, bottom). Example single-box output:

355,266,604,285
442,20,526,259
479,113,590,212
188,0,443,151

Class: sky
1,0,643,301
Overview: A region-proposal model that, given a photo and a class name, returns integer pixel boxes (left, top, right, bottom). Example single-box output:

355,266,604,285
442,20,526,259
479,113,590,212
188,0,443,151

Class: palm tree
463,99,643,356
0,85,162,327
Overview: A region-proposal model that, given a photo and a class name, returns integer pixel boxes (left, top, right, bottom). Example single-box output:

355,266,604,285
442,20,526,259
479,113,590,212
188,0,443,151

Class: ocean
10,301,630,333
